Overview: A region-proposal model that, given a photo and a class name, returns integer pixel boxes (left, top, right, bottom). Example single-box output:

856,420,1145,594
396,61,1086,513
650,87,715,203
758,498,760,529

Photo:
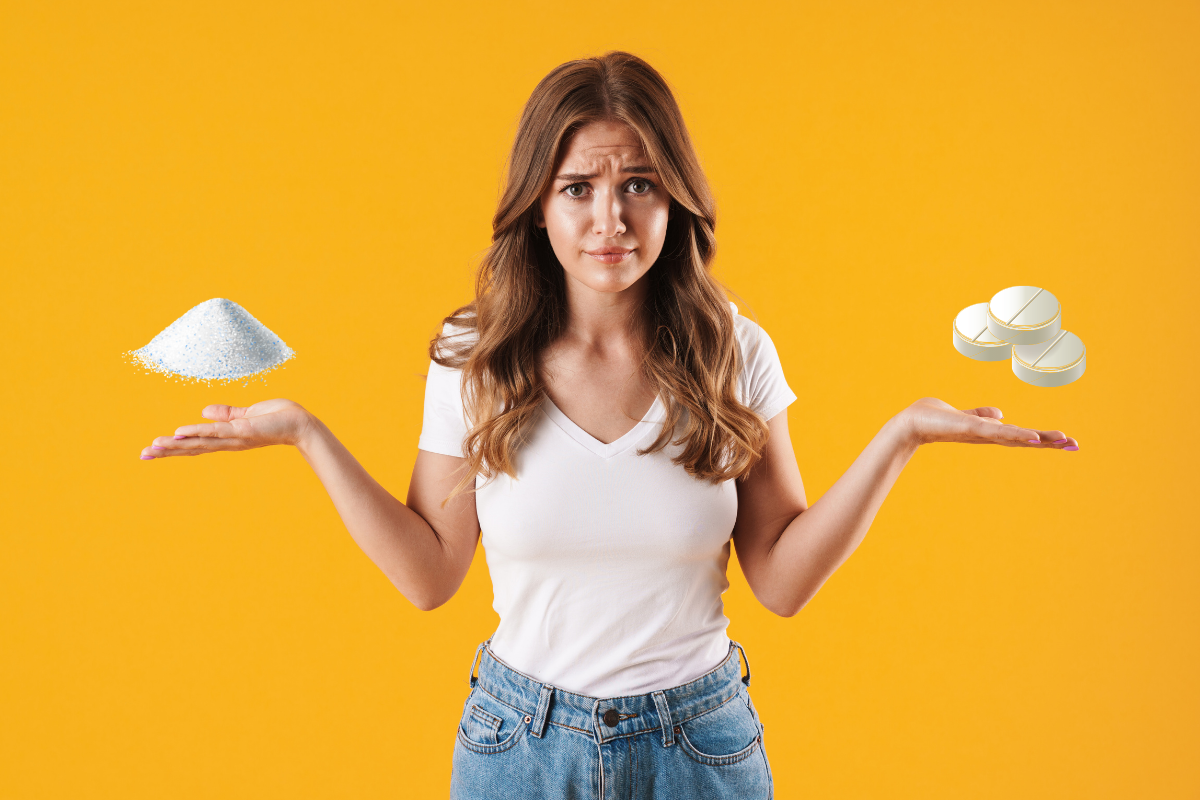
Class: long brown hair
431,50,769,498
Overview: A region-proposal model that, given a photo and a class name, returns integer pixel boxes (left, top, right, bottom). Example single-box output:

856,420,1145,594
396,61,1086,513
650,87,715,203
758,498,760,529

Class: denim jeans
449,640,772,799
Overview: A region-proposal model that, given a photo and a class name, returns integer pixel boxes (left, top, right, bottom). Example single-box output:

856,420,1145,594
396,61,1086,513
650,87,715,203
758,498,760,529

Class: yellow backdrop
3,1,1197,797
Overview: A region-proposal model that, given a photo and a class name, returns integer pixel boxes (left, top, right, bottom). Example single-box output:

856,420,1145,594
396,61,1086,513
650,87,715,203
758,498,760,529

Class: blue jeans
450,641,773,799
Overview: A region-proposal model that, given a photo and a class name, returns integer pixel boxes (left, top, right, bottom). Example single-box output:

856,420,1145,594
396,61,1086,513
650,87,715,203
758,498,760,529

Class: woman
140,51,1078,798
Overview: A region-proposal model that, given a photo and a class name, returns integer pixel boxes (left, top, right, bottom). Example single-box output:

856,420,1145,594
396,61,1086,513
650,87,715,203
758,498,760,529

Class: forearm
761,414,919,615
294,415,461,609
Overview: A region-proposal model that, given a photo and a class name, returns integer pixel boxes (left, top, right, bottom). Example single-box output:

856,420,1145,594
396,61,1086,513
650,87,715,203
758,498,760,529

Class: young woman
140,51,1078,799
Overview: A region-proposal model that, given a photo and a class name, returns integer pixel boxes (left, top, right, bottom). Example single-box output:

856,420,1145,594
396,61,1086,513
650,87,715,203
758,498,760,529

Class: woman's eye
629,179,652,194
564,184,586,198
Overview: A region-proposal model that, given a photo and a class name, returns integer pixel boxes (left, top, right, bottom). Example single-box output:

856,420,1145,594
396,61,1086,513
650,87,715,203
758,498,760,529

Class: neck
560,272,650,353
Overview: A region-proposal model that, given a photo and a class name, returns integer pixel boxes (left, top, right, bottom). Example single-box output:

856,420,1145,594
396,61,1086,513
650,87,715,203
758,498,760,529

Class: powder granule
125,298,296,384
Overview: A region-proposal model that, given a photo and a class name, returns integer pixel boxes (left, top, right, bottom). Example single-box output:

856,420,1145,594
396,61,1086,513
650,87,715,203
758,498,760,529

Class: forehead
556,120,646,166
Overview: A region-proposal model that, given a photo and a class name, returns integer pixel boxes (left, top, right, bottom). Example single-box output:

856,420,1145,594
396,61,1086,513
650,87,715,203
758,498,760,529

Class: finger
965,415,1078,449
963,406,1003,420
1024,429,1076,448
202,404,250,422
170,420,240,439
976,419,1043,447
141,436,251,458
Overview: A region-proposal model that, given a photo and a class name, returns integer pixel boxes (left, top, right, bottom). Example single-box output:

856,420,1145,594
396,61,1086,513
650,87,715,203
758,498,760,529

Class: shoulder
727,302,796,419
437,314,480,347
729,302,780,362
430,312,480,373
420,315,476,450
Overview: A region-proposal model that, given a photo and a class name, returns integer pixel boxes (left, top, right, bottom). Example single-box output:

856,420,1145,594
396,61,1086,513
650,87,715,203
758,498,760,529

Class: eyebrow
554,165,658,182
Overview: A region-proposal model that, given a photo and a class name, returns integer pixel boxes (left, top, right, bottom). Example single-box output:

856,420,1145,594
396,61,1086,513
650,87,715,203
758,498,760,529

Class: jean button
603,709,620,727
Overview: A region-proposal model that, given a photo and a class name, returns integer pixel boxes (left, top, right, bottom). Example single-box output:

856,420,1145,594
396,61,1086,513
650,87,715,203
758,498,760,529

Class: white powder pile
125,298,296,383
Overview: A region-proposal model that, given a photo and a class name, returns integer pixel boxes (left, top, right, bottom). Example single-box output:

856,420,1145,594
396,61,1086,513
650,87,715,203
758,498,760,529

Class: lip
585,247,633,264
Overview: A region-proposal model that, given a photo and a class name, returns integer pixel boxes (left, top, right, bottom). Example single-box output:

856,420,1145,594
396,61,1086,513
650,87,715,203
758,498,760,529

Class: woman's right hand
139,399,314,460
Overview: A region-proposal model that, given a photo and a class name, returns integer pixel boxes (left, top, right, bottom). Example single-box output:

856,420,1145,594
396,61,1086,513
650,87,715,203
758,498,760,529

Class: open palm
140,399,313,459
904,397,1078,449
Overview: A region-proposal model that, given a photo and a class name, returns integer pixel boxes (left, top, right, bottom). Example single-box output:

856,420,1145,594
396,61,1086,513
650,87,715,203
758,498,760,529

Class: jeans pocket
456,688,530,755
465,704,502,744
676,691,763,767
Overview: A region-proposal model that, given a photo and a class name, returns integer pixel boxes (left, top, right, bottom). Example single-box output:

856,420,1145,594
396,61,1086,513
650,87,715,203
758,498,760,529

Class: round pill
953,302,1012,361
986,286,1061,345
1012,330,1086,387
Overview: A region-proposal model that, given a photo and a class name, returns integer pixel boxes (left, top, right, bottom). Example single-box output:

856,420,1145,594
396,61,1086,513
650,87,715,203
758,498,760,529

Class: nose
592,188,626,238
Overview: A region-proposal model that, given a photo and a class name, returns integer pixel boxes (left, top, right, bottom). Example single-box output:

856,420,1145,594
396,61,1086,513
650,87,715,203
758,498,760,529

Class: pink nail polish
140,455,154,460
173,435,187,440
152,446,165,450
1053,439,1068,444
1063,445,1079,451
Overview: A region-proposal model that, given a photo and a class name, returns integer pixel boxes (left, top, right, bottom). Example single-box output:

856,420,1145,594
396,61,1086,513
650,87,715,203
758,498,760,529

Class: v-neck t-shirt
416,305,797,697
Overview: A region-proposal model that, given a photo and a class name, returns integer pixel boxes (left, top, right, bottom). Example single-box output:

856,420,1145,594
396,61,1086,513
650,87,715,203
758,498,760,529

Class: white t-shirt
416,304,797,697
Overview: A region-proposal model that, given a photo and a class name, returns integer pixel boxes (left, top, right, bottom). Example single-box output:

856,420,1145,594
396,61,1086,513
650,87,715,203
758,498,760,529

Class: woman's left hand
900,397,1079,450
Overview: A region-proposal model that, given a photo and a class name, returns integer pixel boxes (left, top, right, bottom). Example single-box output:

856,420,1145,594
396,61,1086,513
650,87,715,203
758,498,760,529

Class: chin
585,276,639,294
570,263,646,294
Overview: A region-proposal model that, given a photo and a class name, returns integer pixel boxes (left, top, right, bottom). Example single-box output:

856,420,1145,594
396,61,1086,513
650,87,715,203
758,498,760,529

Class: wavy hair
431,50,769,499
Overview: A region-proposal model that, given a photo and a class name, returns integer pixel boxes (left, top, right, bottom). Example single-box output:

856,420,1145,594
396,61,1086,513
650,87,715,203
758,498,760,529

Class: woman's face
537,119,671,297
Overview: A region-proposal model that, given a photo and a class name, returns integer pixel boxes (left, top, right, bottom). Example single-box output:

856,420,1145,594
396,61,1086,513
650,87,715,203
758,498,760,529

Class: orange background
2,1,1198,797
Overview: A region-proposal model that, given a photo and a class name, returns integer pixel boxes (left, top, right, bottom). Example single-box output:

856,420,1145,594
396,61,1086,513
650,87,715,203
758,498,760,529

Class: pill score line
1028,330,1068,368
1004,287,1044,325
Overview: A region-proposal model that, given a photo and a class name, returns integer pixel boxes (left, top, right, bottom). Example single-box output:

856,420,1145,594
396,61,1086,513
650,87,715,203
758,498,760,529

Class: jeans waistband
466,640,752,745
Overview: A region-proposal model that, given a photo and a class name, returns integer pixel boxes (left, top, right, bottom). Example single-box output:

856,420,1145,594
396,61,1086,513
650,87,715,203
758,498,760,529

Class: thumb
962,406,1003,420
202,404,249,421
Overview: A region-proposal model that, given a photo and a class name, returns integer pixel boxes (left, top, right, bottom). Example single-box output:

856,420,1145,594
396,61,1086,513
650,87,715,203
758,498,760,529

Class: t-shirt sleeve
732,306,797,422
416,322,474,458
416,358,469,457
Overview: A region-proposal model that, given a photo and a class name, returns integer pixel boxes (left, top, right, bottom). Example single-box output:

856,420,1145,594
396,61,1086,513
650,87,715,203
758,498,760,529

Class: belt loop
732,640,752,686
651,690,674,747
590,699,603,743
467,641,486,688
529,684,554,738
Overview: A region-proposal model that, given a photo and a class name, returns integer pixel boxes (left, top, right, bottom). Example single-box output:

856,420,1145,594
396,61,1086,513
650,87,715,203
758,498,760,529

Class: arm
296,415,480,611
142,400,480,611
732,397,1078,617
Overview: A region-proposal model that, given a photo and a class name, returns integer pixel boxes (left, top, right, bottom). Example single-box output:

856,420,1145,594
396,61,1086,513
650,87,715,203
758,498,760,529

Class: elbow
756,591,802,618
393,579,454,612
408,594,447,612
758,586,819,618
766,599,805,618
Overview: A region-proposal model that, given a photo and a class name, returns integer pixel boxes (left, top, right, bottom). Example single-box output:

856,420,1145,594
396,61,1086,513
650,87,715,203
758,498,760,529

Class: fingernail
173,435,187,440
140,455,154,460
152,446,165,450
1063,445,1079,451
1053,439,1068,444
1027,439,1041,443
